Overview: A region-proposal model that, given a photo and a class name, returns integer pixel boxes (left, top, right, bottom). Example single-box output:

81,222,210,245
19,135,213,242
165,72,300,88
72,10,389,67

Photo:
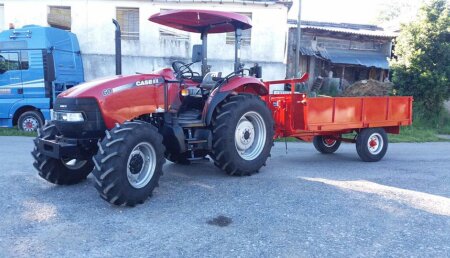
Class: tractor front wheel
356,128,388,162
92,121,165,206
211,94,274,176
32,122,94,185
313,135,341,154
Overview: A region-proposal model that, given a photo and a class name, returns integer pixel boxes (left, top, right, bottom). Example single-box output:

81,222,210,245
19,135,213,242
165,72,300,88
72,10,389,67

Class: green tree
391,0,450,125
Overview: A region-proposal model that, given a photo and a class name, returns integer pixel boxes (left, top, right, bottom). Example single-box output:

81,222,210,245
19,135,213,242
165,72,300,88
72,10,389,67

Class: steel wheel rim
235,111,267,161
127,142,156,189
62,158,87,170
367,133,383,155
323,138,337,147
22,117,39,132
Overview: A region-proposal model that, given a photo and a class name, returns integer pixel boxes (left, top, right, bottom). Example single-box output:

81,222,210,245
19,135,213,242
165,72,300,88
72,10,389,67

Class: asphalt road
1,136,450,257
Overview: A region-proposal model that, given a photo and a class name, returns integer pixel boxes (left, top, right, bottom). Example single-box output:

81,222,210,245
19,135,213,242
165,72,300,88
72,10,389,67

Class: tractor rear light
54,111,85,122
181,88,189,97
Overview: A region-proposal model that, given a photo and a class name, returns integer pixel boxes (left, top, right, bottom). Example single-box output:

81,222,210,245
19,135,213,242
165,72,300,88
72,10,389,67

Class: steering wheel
172,61,194,79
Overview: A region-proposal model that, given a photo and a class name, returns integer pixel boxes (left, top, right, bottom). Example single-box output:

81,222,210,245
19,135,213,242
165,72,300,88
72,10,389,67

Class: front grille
54,97,106,138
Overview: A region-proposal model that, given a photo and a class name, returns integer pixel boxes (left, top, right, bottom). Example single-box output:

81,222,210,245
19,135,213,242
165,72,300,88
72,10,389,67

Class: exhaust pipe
112,19,122,75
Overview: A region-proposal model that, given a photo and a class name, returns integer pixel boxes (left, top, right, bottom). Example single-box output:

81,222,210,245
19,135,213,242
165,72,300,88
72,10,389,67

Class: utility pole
293,0,302,78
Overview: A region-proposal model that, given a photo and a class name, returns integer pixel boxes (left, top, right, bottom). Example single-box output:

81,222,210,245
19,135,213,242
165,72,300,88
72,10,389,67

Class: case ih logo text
135,78,162,86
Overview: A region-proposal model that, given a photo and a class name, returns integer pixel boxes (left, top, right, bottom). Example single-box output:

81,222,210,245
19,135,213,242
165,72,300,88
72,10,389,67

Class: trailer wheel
18,110,44,132
211,94,274,176
313,136,341,154
31,122,94,185
92,121,165,206
356,128,388,162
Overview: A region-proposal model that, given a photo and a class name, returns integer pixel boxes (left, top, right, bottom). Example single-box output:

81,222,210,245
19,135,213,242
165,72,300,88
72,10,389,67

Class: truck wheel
18,110,44,132
356,128,388,162
31,122,94,185
92,121,165,206
211,94,274,176
313,136,341,154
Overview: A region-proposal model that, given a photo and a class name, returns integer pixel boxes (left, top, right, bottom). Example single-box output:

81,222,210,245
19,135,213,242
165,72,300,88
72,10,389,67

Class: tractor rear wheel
356,128,388,162
313,135,341,154
211,94,274,176
92,121,165,206
32,122,94,185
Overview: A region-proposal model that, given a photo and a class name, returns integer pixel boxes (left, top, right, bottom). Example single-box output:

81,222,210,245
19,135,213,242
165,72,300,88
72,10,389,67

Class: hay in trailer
342,79,393,97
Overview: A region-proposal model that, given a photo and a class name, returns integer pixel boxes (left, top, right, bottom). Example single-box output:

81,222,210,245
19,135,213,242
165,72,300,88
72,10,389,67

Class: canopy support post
201,32,209,76
234,28,242,73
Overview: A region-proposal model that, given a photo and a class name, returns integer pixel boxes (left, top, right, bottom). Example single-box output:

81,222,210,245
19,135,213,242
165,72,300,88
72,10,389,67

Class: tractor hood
59,68,174,99
57,68,176,128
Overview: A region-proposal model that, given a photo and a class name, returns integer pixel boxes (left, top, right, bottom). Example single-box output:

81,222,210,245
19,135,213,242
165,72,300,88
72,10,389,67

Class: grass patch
437,123,450,135
275,137,299,142
389,126,444,143
0,127,36,137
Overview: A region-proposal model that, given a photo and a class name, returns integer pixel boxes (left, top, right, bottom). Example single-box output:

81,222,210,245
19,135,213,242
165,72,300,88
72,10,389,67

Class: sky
288,0,424,26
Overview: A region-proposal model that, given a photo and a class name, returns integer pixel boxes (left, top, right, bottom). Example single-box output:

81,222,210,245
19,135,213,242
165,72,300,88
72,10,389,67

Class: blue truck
0,25,84,131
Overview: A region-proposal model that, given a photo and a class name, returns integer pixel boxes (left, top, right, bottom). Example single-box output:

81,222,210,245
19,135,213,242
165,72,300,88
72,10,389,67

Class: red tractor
32,10,275,206
32,10,413,207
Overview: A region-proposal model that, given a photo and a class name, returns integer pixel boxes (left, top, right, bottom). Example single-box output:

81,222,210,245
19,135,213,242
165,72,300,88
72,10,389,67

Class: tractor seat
191,75,203,83
199,72,222,90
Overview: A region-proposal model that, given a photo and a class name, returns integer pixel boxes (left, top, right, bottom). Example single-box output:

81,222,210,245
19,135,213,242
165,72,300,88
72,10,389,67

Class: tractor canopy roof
149,9,252,34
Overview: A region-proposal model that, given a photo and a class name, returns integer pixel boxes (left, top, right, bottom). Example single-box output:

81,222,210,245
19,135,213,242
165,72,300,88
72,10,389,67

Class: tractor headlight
54,111,85,122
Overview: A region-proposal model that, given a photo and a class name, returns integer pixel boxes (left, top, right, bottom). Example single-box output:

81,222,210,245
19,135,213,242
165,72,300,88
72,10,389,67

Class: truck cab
0,25,84,131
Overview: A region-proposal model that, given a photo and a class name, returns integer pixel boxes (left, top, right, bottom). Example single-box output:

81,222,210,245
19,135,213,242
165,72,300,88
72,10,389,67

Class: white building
0,0,292,81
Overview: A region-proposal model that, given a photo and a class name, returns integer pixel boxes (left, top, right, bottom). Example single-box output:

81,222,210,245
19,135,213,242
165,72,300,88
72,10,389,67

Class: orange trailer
264,74,413,162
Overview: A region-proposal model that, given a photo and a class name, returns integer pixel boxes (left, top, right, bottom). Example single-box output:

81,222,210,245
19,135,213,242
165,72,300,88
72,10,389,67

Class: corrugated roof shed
326,50,390,69
288,20,397,38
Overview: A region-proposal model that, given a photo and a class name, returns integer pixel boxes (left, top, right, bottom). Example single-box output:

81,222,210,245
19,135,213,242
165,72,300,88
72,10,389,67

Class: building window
226,12,252,46
117,7,139,40
47,6,71,30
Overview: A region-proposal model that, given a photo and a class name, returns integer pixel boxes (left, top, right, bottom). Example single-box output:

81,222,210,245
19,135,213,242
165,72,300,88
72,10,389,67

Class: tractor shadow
162,158,228,179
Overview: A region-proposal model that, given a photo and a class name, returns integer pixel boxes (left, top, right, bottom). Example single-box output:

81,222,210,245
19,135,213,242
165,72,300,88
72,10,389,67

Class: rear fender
203,77,268,126
219,76,268,95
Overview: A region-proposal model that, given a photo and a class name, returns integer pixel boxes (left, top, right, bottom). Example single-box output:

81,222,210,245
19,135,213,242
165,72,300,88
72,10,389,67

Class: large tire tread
32,122,93,185
211,94,274,176
92,121,165,207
